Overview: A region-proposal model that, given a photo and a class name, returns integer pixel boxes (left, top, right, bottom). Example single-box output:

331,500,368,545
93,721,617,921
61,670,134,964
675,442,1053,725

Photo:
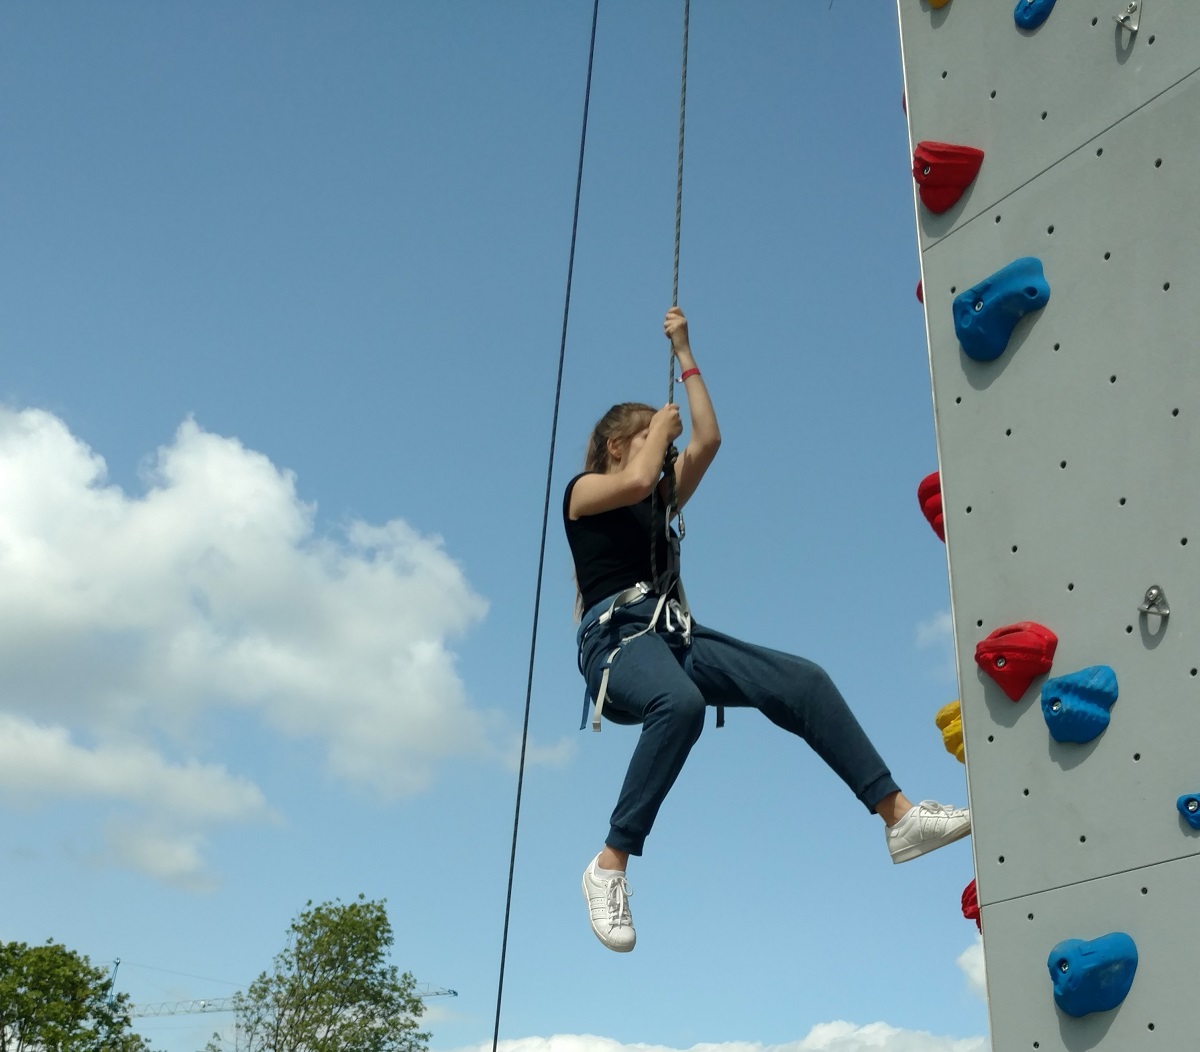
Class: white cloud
503,732,577,772
419,1000,460,1027
957,935,987,1002
0,407,551,884
0,714,270,824
0,712,274,889
441,1027,989,1052
916,610,953,649
104,823,219,893
916,609,957,683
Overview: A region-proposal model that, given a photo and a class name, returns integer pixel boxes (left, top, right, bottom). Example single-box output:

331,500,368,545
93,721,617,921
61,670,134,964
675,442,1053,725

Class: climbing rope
652,0,690,588
489,4,599,1052
492,6,693,1044
669,0,690,393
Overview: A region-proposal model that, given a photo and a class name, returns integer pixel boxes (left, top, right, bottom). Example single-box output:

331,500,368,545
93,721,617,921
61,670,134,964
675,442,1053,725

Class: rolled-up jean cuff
860,773,902,815
605,826,645,857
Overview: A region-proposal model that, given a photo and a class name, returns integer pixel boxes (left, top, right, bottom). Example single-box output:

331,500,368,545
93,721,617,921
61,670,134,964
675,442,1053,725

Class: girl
563,307,971,953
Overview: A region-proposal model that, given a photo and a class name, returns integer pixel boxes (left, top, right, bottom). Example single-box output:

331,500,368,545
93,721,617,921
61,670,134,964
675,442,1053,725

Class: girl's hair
583,402,656,474
573,402,656,619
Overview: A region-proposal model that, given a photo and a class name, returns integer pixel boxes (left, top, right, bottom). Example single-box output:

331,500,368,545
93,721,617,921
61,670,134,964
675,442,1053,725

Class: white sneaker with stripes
581,854,636,952
887,800,971,863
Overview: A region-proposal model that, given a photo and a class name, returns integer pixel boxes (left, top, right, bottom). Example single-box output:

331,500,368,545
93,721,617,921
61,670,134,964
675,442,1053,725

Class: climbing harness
577,580,694,731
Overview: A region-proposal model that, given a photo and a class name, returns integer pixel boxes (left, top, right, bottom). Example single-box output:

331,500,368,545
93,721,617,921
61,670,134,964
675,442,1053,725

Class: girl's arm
568,404,683,519
662,307,721,511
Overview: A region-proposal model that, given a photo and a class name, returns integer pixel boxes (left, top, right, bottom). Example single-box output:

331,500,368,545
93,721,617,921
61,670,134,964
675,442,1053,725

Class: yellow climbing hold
936,700,965,763
929,0,952,8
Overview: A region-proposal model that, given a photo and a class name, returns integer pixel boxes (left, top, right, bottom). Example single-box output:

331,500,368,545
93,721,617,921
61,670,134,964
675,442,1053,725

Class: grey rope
652,0,690,589
669,0,690,403
490,4,600,1051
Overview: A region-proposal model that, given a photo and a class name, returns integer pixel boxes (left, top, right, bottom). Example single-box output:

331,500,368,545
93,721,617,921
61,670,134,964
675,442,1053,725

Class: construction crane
131,996,237,1018
130,983,457,1018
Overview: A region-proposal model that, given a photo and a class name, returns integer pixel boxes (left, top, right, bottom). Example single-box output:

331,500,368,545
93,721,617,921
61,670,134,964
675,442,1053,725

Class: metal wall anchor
1114,1,1141,32
1138,585,1169,618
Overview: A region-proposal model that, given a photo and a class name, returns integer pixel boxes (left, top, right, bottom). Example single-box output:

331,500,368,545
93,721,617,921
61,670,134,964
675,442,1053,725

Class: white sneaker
887,800,971,863
581,854,636,952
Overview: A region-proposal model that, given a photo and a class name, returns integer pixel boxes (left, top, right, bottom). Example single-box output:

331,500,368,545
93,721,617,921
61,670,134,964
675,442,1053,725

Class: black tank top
563,472,677,612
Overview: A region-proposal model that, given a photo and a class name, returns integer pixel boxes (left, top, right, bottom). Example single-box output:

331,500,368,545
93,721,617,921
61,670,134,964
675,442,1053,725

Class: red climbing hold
917,471,944,541
916,279,924,304
974,622,1058,701
912,142,985,214
962,879,981,931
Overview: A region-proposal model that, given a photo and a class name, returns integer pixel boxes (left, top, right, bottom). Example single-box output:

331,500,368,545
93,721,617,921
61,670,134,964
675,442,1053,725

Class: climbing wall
897,1,1200,1047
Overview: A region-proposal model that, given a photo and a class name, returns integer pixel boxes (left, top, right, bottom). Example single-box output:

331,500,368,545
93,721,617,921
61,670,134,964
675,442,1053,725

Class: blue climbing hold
953,257,1051,361
1177,794,1200,829
1048,933,1138,1017
1041,665,1118,744
1014,0,1057,30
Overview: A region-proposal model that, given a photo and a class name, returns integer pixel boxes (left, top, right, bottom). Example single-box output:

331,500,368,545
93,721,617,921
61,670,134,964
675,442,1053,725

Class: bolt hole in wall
1126,625,1133,634
1047,224,1055,234
1133,753,1141,761
1105,251,1111,259
1155,158,1163,168
1119,497,1127,505
1068,582,1075,590
1041,111,1048,120
1053,342,1061,351
990,89,997,99
1096,147,1103,156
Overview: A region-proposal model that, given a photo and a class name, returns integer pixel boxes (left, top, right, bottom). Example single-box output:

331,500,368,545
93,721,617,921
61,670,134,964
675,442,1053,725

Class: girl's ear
606,436,622,464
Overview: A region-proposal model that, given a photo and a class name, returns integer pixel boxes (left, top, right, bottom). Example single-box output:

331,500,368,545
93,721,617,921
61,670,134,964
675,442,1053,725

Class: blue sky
0,4,988,1051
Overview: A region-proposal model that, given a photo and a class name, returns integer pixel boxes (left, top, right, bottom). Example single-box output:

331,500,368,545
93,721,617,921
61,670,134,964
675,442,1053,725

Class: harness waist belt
581,580,695,732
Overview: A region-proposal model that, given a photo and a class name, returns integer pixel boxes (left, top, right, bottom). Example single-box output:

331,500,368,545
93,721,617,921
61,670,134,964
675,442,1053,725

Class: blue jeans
578,594,900,856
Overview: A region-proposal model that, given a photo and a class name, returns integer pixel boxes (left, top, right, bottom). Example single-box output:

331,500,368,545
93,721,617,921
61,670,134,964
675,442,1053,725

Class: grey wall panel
898,1,1200,1048
921,71,1200,907
899,0,1200,249
978,854,1200,1049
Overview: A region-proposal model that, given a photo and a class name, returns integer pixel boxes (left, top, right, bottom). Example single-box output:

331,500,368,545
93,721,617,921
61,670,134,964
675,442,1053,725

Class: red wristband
679,367,701,382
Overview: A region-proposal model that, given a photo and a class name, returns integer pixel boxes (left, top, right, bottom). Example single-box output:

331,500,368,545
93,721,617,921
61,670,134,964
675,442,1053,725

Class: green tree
0,939,150,1052
207,895,429,1052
